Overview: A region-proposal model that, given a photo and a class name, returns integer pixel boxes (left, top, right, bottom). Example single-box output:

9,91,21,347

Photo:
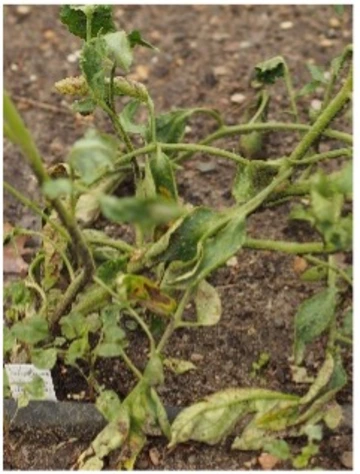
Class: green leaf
80,38,107,100
307,63,327,84
3,326,16,355
263,439,291,460
68,129,117,185
60,5,115,40
254,56,285,85
334,5,345,15
79,406,130,468
149,388,171,439
194,280,222,326
292,443,319,469
341,308,352,336
169,388,298,447
156,207,219,264
100,195,184,227
297,80,321,98
72,97,97,116
4,280,31,306
103,31,133,72
300,265,327,282
303,423,323,442
294,288,337,364
144,354,164,386
128,30,157,50
96,258,127,284
18,375,46,408
150,148,178,201
96,390,122,422
330,161,352,196
238,131,263,159
323,402,343,429
163,357,196,375
42,178,72,199
96,342,124,358
326,353,347,392
60,312,88,340
65,336,89,365
300,354,335,405
177,213,246,287
232,161,276,204
118,100,147,136
12,316,49,345
149,109,191,146
31,348,57,370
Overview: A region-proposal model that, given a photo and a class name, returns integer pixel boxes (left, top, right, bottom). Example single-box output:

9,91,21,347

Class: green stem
287,147,352,166
161,142,250,165
3,182,70,242
156,289,192,354
287,68,352,163
109,63,117,112
50,270,87,326
186,107,224,127
125,307,156,355
323,44,352,110
101,101,134,153
249,90,269,123
231,68,352,218
335,333,352,345
244,238,329,254
119,347,143,380
146,96,157,143
85,11,92,42
304,255,352,287
283,61,300,122
85,235,134,253
4,92,95,276
327,255,338,350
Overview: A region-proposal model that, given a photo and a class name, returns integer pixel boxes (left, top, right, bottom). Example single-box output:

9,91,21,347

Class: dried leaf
3,225,32,275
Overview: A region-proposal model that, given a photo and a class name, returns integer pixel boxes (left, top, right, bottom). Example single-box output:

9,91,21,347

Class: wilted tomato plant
3,5,352,470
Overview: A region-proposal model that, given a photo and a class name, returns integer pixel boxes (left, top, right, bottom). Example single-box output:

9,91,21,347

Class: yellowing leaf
169,388,299,447
194,280,222,326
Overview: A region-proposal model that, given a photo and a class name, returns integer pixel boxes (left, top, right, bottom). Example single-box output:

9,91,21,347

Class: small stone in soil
329,17,341,28
240,41,252,49
280,21,294,30
213,65,230,76
195,161,217,173
340,451,353,469
149,447,160,466
319,38,334,48
16,6,31,15
190,353,204,362
226,256,238,267
230,93,246,104
311,99,322,111
188,455,197,465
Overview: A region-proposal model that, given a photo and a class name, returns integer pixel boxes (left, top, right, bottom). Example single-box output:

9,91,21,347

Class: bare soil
3,5,352,470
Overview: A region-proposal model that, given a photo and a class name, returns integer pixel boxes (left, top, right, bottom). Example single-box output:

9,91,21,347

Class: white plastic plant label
5,364,57,402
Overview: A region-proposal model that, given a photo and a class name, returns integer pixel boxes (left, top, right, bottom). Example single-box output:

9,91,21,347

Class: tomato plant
3,5,352,470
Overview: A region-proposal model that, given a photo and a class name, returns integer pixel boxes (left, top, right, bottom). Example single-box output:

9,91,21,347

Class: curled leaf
169,388,299,447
